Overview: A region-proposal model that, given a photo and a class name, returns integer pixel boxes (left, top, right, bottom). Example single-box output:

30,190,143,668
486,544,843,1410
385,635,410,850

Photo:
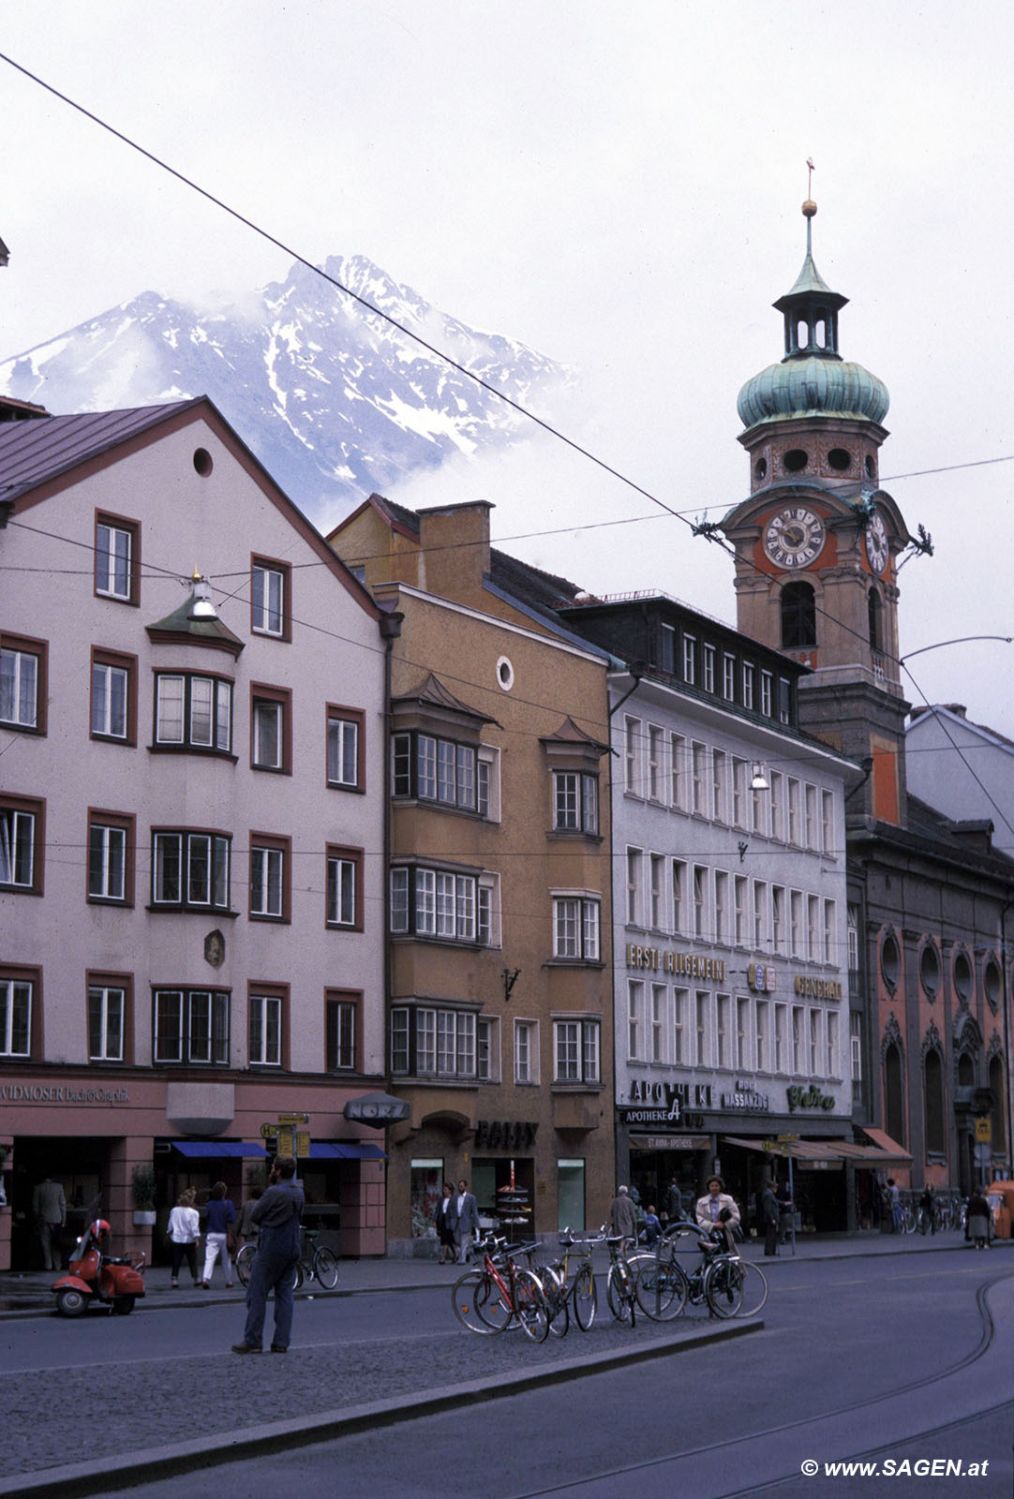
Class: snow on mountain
0,254,570,519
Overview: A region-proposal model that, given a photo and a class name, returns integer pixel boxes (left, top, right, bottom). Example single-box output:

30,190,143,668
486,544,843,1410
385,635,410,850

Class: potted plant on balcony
131,1163,158,1227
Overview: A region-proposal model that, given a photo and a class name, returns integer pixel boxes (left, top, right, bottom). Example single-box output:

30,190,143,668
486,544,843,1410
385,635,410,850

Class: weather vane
806,157,815,198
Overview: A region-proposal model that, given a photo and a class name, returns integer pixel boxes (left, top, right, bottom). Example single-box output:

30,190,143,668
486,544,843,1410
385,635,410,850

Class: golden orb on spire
802,199,817,218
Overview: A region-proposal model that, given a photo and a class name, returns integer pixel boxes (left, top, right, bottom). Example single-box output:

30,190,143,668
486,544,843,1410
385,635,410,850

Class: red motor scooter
52,1218,146,1317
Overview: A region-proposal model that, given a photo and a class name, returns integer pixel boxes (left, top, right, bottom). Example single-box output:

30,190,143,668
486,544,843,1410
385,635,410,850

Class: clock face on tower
865,510,890,574
763,507,826,570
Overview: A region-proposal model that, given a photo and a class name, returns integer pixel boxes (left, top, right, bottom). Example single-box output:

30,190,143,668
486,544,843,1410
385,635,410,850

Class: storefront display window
410,1158,444,1239
557,1159,585,1230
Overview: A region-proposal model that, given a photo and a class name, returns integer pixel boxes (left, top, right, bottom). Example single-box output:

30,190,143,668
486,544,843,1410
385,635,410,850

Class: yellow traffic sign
278,1112,309,1125
975,1118,992,1144
295,1130,311,1157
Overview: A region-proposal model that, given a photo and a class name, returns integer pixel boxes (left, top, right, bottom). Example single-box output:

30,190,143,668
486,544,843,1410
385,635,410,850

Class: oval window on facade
920,943,940,999
496,656,515,692
953,951,973,1005
881,932,900,990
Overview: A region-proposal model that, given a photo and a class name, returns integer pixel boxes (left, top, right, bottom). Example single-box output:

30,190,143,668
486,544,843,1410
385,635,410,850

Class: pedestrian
452,1178,480,1264
167,1189,201,1288
237,1187,263,1246
759,1180,780,1257
232,1158,305,1354
610,1184,638,1244
775,1180,794,1244
918,1184,936,1235
886,1178,903,1234
966,1189,991,1250
665,1174,687,1223
200,1181,237,1288
435,1182,457,1264
641,1203,661,1246
32,1175,66,1271
695,1177,741,1235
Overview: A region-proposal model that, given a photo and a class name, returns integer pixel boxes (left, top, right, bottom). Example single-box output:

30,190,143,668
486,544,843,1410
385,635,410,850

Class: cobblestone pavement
0,1302,730,1479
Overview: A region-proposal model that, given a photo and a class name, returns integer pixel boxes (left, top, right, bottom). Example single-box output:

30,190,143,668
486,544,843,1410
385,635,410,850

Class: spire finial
802,157,817,254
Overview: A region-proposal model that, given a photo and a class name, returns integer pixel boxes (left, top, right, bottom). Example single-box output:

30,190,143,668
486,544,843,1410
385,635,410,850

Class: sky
3,1,1014,746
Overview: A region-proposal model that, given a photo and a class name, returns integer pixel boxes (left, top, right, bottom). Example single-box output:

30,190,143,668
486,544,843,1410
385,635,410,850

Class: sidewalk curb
0,1319,762,1498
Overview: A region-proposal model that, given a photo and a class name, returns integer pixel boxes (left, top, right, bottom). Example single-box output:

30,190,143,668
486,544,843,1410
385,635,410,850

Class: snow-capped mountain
0,255,569,520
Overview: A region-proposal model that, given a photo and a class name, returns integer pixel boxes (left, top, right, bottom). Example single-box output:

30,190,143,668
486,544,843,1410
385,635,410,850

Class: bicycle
235,1228,340,1291
452,1235,550,1342
637,1223,768,1320
538,1229,604,1334
604,1235,639,1326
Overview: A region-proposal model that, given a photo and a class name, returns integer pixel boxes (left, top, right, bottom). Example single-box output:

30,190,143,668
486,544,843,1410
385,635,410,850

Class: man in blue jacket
232,1158,305,1354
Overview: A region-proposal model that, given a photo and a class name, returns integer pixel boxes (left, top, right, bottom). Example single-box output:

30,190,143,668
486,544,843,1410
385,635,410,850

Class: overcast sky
3,2,1014,750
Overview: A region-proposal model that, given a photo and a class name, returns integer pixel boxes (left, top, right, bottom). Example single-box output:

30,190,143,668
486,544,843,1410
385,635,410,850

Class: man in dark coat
233,1158,305,1354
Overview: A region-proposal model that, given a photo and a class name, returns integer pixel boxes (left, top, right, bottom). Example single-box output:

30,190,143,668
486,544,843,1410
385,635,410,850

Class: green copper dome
737,209,890,433
737,356,889,430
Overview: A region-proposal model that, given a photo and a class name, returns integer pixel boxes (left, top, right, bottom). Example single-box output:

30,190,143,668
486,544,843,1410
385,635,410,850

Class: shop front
0,1070,389,1270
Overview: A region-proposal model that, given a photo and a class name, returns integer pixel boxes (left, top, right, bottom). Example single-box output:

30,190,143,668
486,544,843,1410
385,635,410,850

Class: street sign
777,1134,799,1143
295,1129,311,1157
277,1112,309,1125
974,1142,992,1165
975,1118,992,1144
259,1123,278,1139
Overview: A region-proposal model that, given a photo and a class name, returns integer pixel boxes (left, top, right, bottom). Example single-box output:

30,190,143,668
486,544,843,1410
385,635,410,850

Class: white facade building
906,704,1014,859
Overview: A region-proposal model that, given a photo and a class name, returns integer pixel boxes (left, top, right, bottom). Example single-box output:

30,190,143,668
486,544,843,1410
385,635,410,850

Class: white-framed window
808,894,821,961
650,853,664,930
821,789,835,855
155,673,232,752
0,978,31,1058
327,994,358,1071
734,875,747,946
787,779,801,845
670,733,686,810
691,742,707,816
553,895,601,962
847,904,860,973
790,890,803,957
624,716,641,795
712,749,727,823
850,1012,863,1101
760,670,773,717
714,870,728,944
88,821,127,902
626,847,643,927
95,519,133,600
152,831,230,910
809,1009,820,1074
251,845,284,918
252,698,284,769
736,996,750,1069
751,779,766,835
647,725,664,801
651,984,666,1063
823,899,836,964
673,987,688,1063
672,859,686,935
153,989,229,1065
1,803,38,891
772,886,786,955
554,1018,600,1084
722,653,736,701
703,644,716,694
91,660,129,739
778,677,792,724
732,758,747,828
252,562,285,636
696,990,711,1066
392,731,479,813
477,745,500,821
249,993,283,1066
716,992,731,1068
775,1004,788,1073
791,1006,804,1073
755,999,769,1072
693,865,708,938
88,985,124,1062
514,1018,539,1084
477,1016,500,1081
753,880,767,950
742,662,755,710
390,865,490,944
804,784,818,849
827,1010,839,1078
627,979,643,1060
327,714,360,788
769,771,784,841
390,1005,477,1078
682,634,697,684
554,771,599,834
659,622,676,673
0,645,38,729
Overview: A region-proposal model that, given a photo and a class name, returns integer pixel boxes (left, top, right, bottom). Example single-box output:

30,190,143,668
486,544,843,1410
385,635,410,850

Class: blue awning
308,1142,386,1161
172,1141,269,1158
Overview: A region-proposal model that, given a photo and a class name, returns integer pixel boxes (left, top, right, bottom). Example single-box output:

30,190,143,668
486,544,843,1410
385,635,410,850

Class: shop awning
171,1141,269,1158
723,1134,912,1165
308,1143,387,1161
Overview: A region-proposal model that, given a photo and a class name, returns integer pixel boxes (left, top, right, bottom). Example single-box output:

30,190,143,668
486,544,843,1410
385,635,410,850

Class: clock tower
721,198,912,825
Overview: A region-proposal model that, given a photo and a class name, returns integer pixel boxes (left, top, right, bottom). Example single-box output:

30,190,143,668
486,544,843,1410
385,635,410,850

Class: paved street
0,1238,1011,1497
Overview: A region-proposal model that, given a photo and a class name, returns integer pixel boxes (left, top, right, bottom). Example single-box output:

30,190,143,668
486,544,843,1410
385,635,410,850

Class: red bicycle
452,1234,550,1342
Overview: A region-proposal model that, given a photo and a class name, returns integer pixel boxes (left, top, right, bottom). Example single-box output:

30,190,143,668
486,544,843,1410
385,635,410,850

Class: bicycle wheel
452,1271,506,1334
313,1247,340,1290
572,1261,597,1331
736,1261,768,1317
540,1264,570,1338
606,1264,636,1326
292,1259,305,1291
235,1243,256,1288
513,1269,550,1343
635,1253,688,1322
704,1258,745,1318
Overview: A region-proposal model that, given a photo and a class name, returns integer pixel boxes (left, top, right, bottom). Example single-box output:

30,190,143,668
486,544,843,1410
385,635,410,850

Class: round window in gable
920,943,940,999
783,449,808,474
827,448,852,472
496,656,515,692
881,933,900,990
953,950,973,1005
193,448,214,477
984,959,1001,1012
